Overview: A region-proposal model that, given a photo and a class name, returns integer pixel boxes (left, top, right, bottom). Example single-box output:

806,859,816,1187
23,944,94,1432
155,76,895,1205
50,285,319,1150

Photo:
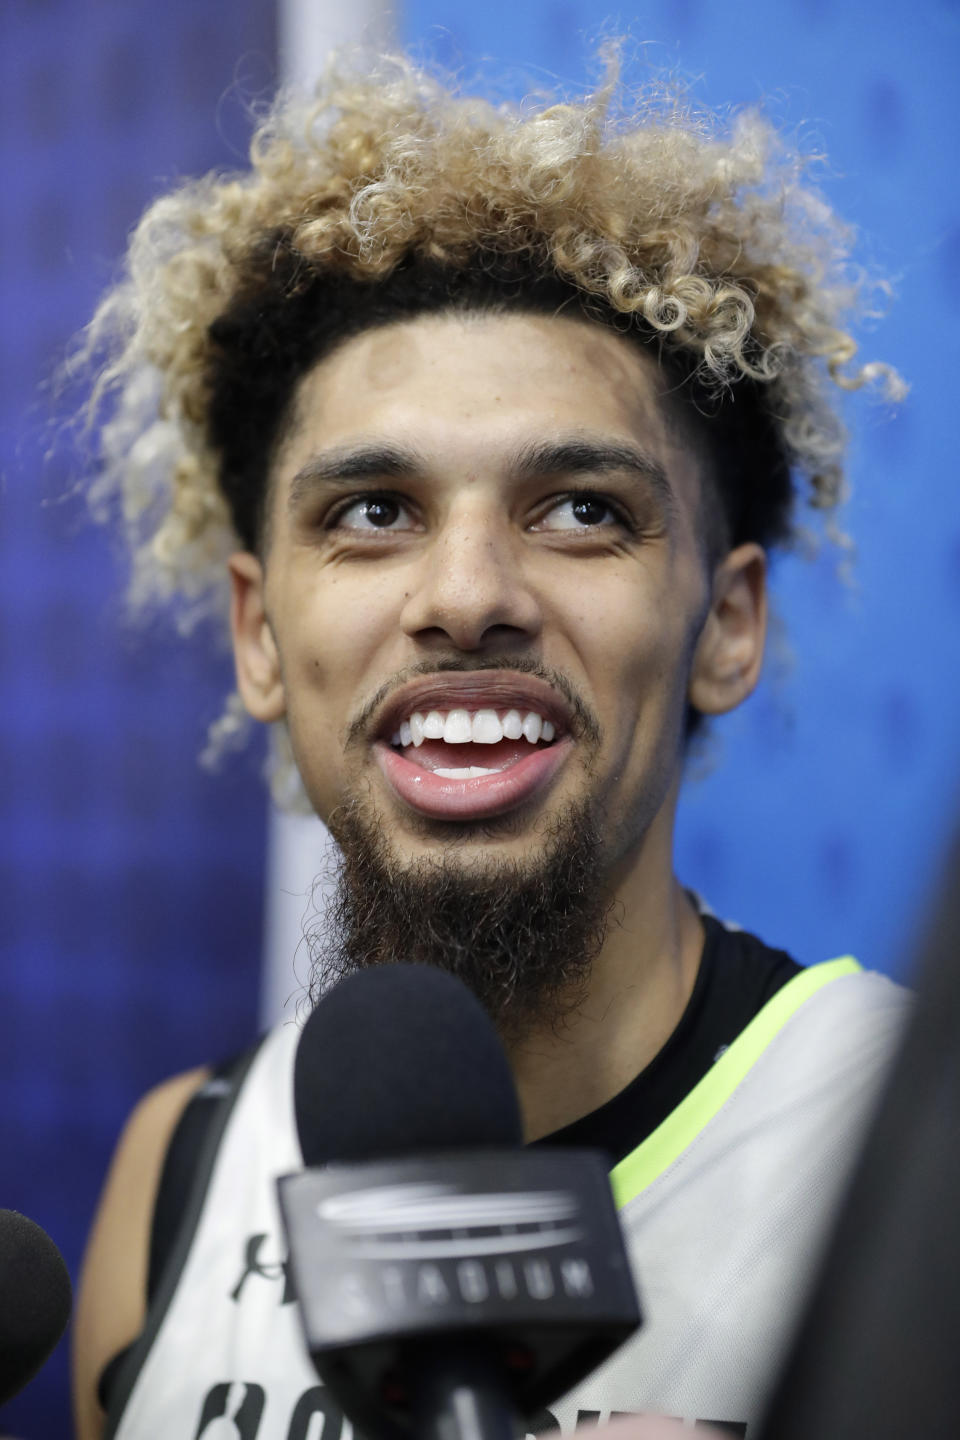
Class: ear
228,552,286,723
687,543,767,717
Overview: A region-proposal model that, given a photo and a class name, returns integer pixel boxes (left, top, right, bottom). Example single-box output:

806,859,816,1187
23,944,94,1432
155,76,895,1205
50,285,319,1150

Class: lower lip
374,738,573,821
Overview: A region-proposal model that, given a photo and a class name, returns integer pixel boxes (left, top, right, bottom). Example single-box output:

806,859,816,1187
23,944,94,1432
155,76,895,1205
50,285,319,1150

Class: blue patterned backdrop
0,3,275,1434
2,2,959,1436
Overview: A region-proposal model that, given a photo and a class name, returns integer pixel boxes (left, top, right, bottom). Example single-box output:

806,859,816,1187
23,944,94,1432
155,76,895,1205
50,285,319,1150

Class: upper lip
373,672,574,742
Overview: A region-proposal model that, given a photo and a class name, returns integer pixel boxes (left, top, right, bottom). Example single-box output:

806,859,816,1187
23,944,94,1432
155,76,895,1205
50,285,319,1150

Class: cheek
566,570,705,746
571,578,695,688
274,569,404,734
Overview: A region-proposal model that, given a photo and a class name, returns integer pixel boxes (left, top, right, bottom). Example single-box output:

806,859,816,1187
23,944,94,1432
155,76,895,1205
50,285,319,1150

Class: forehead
272,309,702,505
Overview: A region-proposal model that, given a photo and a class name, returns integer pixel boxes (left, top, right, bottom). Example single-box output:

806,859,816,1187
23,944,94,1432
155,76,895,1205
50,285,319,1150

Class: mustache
344,657,603,749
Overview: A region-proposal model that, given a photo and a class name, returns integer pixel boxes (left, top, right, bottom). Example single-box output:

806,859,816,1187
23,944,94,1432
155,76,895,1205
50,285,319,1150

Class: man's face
234,311,755,888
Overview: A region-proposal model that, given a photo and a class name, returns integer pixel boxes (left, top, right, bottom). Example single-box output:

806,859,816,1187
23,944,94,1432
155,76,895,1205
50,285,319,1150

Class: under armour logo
230,1232,296,1305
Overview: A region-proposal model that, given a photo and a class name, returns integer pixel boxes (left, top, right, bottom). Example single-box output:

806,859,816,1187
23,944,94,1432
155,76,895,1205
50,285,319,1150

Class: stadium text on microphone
320,1180,596,1315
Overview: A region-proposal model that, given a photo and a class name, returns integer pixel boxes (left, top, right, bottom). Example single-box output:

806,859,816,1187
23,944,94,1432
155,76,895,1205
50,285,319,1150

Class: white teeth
521,711,543,743
435,766,499,779
423,710,445,739
395,706,557,746
471,709,503,744
443,709,473,743
391,730,402,746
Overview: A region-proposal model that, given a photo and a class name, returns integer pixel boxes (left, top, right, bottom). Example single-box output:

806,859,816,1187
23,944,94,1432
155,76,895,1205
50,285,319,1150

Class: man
72,53,907,1440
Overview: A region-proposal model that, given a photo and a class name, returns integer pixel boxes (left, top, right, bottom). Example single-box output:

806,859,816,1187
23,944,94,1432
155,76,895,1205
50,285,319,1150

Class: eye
331,494,413,532
533,493,624,532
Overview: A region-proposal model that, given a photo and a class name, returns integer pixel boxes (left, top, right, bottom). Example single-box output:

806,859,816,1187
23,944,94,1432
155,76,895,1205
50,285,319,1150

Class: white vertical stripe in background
261,0,395,1028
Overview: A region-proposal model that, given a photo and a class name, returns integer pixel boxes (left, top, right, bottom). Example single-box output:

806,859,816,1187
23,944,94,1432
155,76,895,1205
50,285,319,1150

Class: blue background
2,1,958,1435
0,3,275,1434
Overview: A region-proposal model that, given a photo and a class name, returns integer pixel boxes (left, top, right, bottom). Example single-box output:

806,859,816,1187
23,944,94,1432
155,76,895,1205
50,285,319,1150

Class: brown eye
536,494,621,531
570,497,612,526
361,498,400,527
334,495,411,531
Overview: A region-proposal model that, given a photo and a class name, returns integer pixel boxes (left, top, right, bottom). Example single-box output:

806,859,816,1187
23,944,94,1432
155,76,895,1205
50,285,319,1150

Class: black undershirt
98,913,801,1411
532,912,802,1166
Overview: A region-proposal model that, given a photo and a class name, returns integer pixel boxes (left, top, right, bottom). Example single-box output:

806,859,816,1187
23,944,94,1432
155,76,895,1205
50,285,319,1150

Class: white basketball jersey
105,961,907,1440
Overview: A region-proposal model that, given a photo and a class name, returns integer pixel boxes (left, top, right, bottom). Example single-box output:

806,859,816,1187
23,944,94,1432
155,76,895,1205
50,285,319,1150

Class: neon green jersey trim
609,955,862,1210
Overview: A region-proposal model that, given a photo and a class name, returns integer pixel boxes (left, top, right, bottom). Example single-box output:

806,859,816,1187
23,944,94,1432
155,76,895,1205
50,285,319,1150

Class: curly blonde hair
75,49,901,775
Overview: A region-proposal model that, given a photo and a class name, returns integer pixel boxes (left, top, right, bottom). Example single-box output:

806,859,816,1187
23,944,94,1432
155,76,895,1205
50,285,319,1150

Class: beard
307,794,613,1042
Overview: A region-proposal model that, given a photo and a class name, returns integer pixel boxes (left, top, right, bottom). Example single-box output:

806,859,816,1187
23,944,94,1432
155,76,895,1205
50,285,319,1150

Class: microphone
0,1209,72,1406
293,961,524,1165
278,964,641,1440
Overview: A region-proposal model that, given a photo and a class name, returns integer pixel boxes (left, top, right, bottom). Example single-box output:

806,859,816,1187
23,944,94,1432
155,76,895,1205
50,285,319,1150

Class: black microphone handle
410,1339,517,1440
280,1149,640,1439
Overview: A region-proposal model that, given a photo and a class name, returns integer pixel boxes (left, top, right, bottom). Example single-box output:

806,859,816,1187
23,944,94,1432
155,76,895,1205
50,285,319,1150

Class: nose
399,509,542,653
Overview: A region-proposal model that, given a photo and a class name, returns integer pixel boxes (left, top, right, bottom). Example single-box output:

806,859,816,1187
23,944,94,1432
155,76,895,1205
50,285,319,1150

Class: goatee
308,798,612,1041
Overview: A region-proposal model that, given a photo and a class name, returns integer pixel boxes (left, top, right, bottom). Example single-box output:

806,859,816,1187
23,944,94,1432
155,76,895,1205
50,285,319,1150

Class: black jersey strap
96,1042,261,1414
147,1046,257,1302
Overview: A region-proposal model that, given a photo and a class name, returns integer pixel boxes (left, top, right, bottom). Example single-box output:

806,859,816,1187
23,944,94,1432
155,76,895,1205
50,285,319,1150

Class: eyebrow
510,437,675,515
287,445,425,513
287,436,676,517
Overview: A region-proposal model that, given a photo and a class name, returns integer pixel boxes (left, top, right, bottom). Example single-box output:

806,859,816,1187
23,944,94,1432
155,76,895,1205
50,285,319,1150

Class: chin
377,824,562,878
386,796,582,859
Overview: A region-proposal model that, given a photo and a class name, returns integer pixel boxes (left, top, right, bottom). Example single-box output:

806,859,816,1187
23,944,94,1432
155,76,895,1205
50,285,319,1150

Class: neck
506,814,704,1143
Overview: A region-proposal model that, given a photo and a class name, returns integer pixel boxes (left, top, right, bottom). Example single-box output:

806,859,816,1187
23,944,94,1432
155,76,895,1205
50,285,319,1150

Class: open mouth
372,686,573,822
390,706,556,778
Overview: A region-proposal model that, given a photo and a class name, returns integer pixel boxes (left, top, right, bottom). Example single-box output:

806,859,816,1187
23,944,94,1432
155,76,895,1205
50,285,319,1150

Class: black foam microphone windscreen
293,963,523,1165
0,1209,72,1406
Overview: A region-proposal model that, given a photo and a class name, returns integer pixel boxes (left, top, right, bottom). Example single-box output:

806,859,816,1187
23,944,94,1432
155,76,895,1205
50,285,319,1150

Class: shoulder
72,1066,211,1440
791,961,911,1030
749,962,911,1125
